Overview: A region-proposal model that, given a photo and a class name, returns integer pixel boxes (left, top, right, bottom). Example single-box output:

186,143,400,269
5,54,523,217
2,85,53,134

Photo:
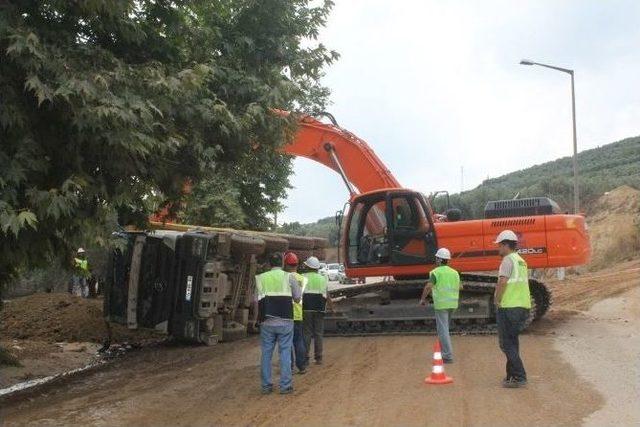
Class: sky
280,0,640,223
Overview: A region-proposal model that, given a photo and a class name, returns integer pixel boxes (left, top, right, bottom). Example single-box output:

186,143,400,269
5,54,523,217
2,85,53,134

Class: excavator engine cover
484,197,561,219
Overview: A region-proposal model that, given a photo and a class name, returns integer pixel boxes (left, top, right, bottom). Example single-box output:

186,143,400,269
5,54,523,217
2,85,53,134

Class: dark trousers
292,320,307,370
303,311,325,362
496,307,529,380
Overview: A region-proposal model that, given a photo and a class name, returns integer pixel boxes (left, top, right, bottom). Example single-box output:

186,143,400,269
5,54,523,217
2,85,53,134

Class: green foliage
280,215,340,246
448,137,640,218
0,1,338,285
179,148,294,230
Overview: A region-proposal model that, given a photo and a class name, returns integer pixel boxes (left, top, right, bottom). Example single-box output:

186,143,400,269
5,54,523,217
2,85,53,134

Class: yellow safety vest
302,272,328,312
500,252,532,309
429,265,460,310
291,272,307,321
255,268,293,320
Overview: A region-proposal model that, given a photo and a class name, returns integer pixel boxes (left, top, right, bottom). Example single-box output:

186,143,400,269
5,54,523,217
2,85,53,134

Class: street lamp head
520,59,535,65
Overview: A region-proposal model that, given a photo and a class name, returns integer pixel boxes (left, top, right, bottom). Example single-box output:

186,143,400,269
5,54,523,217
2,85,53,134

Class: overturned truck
104,227,327,345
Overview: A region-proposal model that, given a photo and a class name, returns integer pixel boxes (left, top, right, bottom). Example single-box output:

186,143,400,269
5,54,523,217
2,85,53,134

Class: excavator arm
279,112,400,196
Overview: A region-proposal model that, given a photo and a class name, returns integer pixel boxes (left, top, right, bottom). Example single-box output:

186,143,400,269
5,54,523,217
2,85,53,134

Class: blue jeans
260,322,294,390
292,321,307,371
303,311,325,363
497,307,528,380
71,275,88,297
434,309,454,361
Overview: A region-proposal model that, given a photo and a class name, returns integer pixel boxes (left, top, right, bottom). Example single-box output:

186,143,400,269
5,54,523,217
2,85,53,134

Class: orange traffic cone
424,339,453,385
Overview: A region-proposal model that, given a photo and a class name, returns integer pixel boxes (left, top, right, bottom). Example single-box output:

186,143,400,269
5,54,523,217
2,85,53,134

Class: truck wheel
231,233,265,257
259,234,290,253
312,237,329,249
282,235,314,250
291,249,313,261
312,248,326,260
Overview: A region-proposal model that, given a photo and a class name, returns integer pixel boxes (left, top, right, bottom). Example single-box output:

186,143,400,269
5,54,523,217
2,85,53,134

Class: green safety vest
501,252,531,308
429,265,460,310
255,268,293,320
74,258,90,277
291,272,307,321
303,272,328,312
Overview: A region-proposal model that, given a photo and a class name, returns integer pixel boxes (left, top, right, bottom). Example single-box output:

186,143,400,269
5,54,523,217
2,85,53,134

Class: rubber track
326,274,551,336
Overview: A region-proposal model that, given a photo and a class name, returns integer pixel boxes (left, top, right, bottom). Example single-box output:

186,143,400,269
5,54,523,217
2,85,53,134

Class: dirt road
0,334,602,427
2,261,638,427
555,286,640,426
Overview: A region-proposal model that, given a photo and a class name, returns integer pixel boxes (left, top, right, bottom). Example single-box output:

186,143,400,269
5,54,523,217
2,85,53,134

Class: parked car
338,266,366,285
325,263,341,281
318,262,328,276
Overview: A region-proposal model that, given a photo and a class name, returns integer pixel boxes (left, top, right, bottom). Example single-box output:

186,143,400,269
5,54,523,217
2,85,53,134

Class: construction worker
302,256,333,365
254,252,303,395
494,229,531,388
285,252,308,374
71,248,91,297
419,248,460,363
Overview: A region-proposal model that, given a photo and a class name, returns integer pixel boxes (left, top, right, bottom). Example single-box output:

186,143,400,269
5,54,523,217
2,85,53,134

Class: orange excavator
278,111,590,335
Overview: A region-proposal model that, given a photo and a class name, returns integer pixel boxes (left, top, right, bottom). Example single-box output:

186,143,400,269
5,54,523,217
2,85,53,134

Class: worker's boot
280,387,294,395
502,377,527,388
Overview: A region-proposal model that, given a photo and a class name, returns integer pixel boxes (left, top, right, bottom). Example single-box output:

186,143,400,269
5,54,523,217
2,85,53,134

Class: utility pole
460,166,464,193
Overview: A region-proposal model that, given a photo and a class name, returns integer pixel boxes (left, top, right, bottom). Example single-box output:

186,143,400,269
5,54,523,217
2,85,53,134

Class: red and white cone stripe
424,339,453,385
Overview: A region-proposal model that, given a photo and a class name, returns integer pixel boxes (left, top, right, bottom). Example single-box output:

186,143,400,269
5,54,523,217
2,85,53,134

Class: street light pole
520,59,580,214
569,71,579,215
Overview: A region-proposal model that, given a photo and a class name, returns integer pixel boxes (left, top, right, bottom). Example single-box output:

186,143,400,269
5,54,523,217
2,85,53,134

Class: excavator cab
345,189,438,268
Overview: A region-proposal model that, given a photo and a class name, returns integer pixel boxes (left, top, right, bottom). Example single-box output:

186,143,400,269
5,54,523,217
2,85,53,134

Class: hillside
282,136,640,248
446,136,640,218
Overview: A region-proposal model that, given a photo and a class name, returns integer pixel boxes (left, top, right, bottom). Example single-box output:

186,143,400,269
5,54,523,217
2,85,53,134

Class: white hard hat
304,256,321,270
494,230,518,244
435,248,451,260
77,247,86,253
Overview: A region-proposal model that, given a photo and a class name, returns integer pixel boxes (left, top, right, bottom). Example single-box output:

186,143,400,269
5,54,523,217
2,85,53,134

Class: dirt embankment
0,293,160,344
586,185,640,270
0,293,163,389
548,259,640,312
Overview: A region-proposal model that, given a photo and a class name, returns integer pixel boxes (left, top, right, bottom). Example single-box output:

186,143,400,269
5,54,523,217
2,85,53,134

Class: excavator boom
279,112,400,195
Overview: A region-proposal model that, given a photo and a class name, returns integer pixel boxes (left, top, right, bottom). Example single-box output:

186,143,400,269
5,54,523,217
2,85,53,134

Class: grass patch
0,346,22,367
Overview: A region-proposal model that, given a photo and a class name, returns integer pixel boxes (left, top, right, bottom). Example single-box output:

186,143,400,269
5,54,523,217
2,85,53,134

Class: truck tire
283,235,314,250
312,237,329,249
230,233,265,257
290,249,313,262
312,248,326,260
259,234,289,253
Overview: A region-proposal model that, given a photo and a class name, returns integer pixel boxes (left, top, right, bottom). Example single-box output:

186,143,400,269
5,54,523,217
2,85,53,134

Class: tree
178,145,294,230
0,0,338,287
